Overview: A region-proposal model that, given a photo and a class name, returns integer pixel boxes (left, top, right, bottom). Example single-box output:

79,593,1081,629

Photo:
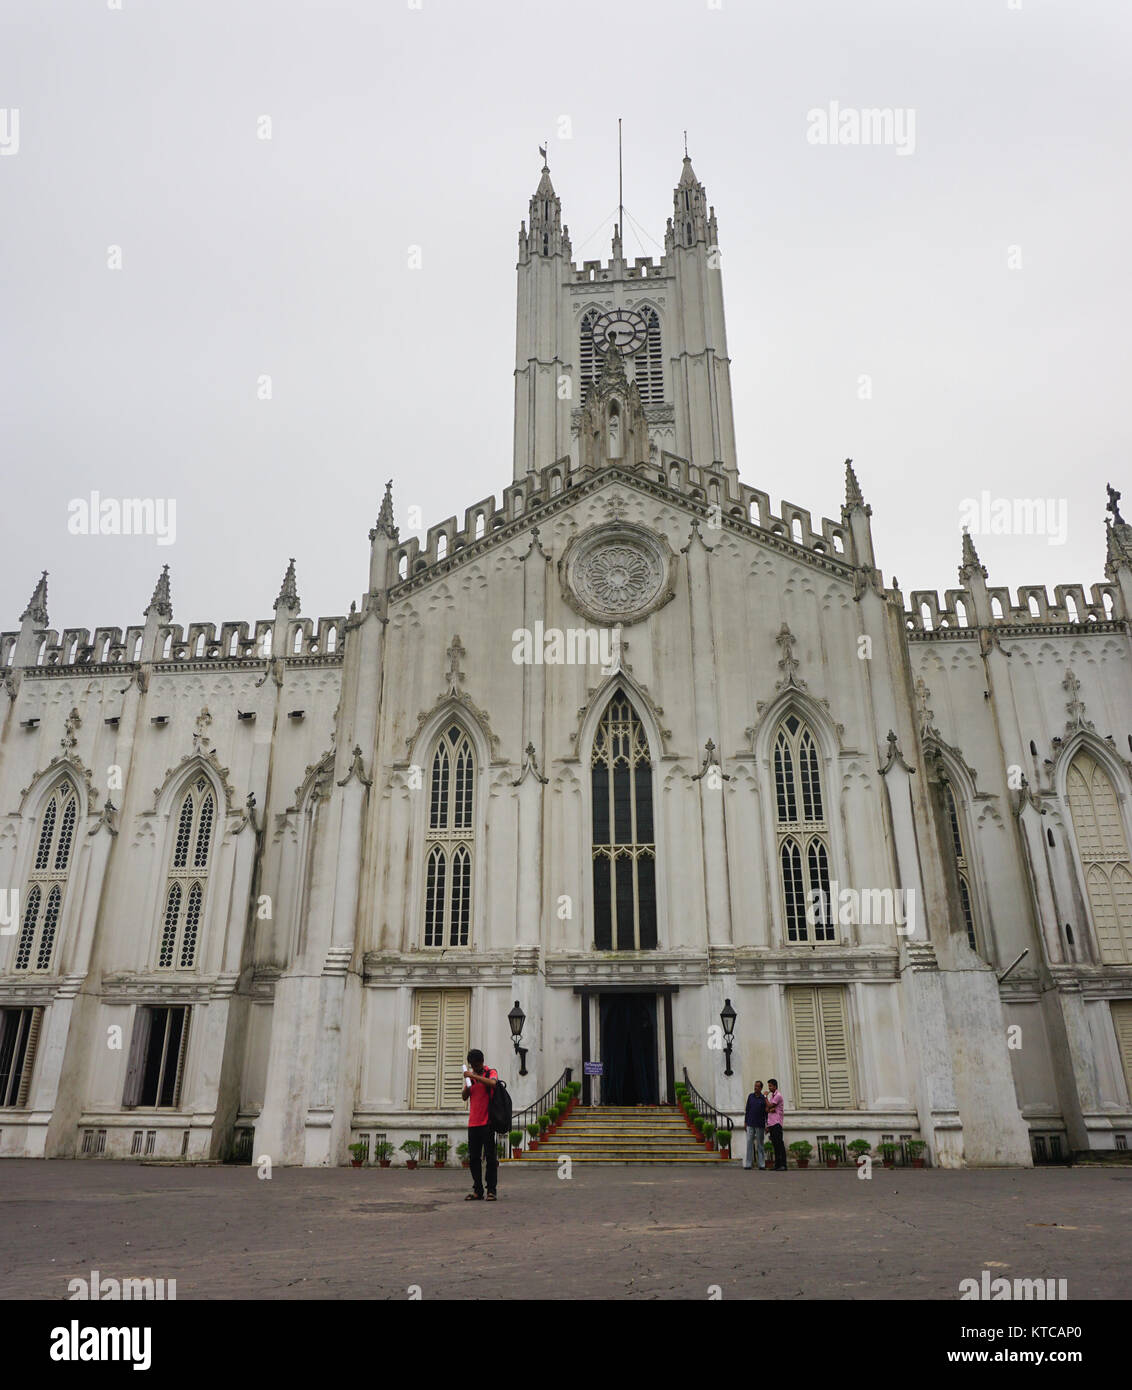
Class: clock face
591,309,648,355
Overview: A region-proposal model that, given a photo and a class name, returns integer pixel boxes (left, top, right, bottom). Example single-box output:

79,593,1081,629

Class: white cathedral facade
3,153,1132,1169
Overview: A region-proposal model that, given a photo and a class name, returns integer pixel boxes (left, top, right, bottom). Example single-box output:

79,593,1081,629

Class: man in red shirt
463,1049,499,1201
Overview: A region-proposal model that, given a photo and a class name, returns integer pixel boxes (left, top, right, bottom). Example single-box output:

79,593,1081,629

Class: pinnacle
20,570,48,625
145,564,172,619
374,478,398,540
678,153,698,187
274,557,300,611
844,458,865,509
959,528,987,582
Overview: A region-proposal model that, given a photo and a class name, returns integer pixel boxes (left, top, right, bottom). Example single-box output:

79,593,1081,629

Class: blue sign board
583,1061,603,1076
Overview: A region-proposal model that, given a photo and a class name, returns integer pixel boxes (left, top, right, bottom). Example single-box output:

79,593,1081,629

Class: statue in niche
607,404,622,459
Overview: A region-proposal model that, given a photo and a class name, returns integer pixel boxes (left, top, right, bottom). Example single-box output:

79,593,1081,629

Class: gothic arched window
591,693,657,950
773,714,833,943
579,309,601,402
942,781,979,952
424,726,475,947
13,780,77,972
632,306,664,404
1066,749,1132,964
158,776,215,969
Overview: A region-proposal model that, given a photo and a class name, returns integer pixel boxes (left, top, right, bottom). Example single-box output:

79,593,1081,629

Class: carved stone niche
558,522,676,626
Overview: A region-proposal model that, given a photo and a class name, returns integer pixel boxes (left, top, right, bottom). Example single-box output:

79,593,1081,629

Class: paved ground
2,1160,1129,1300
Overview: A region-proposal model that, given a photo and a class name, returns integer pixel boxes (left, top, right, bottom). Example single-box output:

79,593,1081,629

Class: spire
670,148,711,251
959,528,987,582
523,148,564,260
145,564,172,619
844,458,865,510
20,570,48,625
274,558,300,612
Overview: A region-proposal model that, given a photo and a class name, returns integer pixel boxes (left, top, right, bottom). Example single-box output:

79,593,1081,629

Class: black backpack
488,1078,512,1136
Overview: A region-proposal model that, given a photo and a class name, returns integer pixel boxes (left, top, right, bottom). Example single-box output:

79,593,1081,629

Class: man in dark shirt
743,1080,768,1170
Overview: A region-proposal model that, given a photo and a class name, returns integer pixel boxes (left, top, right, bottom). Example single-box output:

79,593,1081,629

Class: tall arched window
158,775,215,969
591,693,657,950
1066,749,1132,964
579,308,601,401
773,714,833,943
424,726,475,947
631,306,664,403
942,781,979,952
14,780,77,972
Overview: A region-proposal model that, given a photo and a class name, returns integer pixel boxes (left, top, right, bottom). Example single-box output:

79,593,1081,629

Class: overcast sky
2,0,1130,634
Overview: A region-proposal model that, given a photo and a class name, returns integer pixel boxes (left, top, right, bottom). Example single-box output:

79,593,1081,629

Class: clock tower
512,149,738,483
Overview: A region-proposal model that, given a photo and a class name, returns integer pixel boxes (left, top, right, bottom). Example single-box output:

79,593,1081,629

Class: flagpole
618,117,623,241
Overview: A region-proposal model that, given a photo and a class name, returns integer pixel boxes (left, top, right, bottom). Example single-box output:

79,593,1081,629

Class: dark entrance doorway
598,993,659,1105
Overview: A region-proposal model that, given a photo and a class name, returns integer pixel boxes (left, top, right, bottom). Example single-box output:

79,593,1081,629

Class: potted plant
374,1140,394,1168
820,1141,841,1168
538,1114,550,1139
495,1140,505,1160
456,1142,469,1169
906,1139,928,1168
789,1140,813,1168
432,1139,450,1168
347,1141,367,1168
877,1141,899,1168
847,1139,871,1165
717,1128,733,1160
703,1121,717,1152
693,1116,706,1141
508,1128,524,1157
399,1139,421,1170
527,1122,541,1151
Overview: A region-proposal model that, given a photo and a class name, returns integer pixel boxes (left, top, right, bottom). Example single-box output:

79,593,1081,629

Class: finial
274,557,300,611
20,570,48,625
145,564,172,619
1106,482,1125,527
684,129,688,158
538,142,548,170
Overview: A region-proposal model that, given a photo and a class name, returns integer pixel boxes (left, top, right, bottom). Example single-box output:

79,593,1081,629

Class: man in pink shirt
463,1048,499,1201
765,1079,787,1170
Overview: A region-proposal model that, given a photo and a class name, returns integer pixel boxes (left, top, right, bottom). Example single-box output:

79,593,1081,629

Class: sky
2,0,1130,634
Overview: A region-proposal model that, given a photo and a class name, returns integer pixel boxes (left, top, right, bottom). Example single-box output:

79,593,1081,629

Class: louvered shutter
1113,1002,1132,1107
15,1006,44,1107
788,988,826,1108
171,1008,191,1107
411,993,443,1108
440,991,471,1107
122,1007,152,1107
818,987,855,1108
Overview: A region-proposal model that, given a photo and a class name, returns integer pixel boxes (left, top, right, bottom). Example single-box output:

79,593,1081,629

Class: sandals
485,1193,497,1201
465,1192,483,1201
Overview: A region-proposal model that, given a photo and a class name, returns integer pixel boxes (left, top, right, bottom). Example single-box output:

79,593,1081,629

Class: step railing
510,1066,573,1156
682,1068,739,1139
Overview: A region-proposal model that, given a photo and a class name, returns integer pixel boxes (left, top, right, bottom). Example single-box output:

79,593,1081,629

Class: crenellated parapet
389,455,856,593
905,579,1121,635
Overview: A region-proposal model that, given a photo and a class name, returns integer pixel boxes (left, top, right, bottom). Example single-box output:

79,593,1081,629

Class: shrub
373,1140,394,1160
455,1142,469,1159
820,1142,841,1160
508,1129,523,1146
538,1114,550,1132
527,1123,540,1139
432,1140,450,1159
703,1122,716,1140
847,1139,871,1156
906,1139,927,1157
717,1129,733,1148
347,1141,367,1158
788,1140,813,1158
693,1117,705,1133
399,1139,421,1158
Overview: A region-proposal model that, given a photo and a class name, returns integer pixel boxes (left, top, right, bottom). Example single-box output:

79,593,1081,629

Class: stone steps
513,1105,728,1164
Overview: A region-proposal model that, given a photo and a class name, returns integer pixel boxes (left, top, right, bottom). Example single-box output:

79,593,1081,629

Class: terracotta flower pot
350,1159,363,1168
825,1159,838,1168
433,1160,446,1168
796,1158,809,1168
882,1159,894,1168
460,1160,469,1168
912,1158,925,1168
719,1148,730,1160
528,1140,539,1151
705,1139,715,1152
404,1159,418,1169
379,1160,391,1168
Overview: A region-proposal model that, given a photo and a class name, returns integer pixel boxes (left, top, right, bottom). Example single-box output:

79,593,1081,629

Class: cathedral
2,151,1132,1169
